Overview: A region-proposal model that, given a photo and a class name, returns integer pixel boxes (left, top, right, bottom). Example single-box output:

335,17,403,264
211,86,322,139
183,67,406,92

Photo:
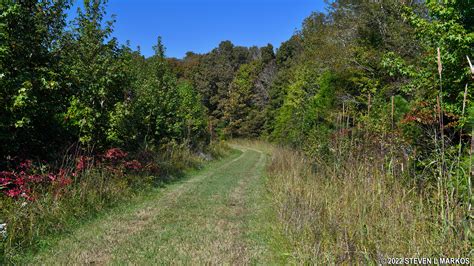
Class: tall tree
63,0,131,148
0,0,71,159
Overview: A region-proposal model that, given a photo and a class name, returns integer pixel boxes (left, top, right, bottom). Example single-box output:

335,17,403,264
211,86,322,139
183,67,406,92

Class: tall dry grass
266,146,471,264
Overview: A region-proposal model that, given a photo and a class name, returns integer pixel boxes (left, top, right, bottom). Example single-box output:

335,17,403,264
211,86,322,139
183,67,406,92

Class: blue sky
69,0,327,58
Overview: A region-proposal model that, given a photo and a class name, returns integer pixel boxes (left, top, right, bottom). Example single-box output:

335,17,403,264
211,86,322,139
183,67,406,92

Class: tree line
0,0,208,162
1,0,473,205
172,0,473,216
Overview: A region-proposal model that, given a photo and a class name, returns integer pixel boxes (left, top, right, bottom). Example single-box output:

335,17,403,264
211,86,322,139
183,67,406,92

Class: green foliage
272,69,337,154
262,2,473,234
107,39,206,150
404,0,473,110
0,0,71,158
1,0,473,261
0,1,208,161
176,81,207,142
222,61,265,137
272,65,317,146
62,0,132,148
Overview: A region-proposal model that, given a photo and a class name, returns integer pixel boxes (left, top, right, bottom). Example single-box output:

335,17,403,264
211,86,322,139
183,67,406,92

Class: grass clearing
10,140,465,264
1,141,230,263
23,144,275,264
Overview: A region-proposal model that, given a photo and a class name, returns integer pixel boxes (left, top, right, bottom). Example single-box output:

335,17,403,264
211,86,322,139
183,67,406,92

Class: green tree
63,0,132,148
222,62,263,137
108,37,206,150
0,0,71,159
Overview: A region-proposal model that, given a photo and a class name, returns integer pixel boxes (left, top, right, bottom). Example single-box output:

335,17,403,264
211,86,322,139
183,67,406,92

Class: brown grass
266,146,471,264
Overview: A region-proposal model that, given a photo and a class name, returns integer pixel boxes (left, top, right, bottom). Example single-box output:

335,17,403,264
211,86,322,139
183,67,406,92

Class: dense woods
0,1,208,159
1,0,473,262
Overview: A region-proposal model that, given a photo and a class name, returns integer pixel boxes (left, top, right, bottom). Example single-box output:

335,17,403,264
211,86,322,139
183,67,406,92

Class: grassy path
27,145,273,264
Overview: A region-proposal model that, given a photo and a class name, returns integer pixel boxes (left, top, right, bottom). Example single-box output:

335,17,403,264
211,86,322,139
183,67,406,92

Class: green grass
20,145,276,264
1,141,231,263
7,140,470,264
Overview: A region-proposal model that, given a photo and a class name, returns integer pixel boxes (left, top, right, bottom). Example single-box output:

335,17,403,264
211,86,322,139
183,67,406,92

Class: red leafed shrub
56,169,72,187
0,171,14,185
28,174,44,183
104,148,128,162
144,163,160,175
124,160,142,171
102,148,147,174
400,101,458,130
18,160,33,171
76,155,93,172
400,101,436,125
1,149,148,201
76,156,87,171
5,188,21,198
0,170,37,201
0,161,74,201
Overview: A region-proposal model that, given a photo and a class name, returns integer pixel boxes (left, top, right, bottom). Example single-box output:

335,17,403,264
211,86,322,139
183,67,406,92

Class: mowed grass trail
26,145,274,264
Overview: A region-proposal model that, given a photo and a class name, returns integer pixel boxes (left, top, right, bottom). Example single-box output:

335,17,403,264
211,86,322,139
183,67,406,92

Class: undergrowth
266,145,472,264
0,141,229,263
